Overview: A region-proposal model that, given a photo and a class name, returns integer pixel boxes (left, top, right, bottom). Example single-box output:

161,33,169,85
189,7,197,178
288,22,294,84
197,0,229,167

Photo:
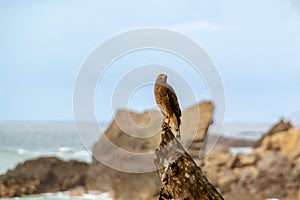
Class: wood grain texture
154,127,224,200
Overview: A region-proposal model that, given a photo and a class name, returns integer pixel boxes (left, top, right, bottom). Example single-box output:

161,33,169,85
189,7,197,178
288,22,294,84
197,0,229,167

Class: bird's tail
170,115,181,139
176,129,181,140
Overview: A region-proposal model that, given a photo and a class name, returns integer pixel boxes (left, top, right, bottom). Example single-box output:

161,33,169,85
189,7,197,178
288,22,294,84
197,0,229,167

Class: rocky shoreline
202,119,300,200
1,102,299,199
0,157,88,197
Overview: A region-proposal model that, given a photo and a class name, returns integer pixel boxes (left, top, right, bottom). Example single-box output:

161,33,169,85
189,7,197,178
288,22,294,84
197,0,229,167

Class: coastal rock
86,102,214,200
217,169,237,193
201,119,300,200
236,166,259,184
253,119,300,159
253,119,292,148
202,149,233,185
268,128,300,157
203,149,233,168
69,186,86,196
0,157,88,198
3,108,300,199
219,153,298,200
230,153,258,168
256,151,292,173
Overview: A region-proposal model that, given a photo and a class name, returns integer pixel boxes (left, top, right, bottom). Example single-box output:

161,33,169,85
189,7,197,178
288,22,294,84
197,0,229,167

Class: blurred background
0,1,300,199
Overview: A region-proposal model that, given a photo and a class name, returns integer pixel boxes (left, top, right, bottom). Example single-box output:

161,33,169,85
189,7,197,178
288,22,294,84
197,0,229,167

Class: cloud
169,21,234,34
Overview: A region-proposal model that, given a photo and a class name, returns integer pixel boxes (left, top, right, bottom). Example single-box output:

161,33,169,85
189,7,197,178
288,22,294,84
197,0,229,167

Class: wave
229,147,252,155
0,148,92,175
0,191,113,200
12,147,91,158
57,147,74,153
16,148,26,155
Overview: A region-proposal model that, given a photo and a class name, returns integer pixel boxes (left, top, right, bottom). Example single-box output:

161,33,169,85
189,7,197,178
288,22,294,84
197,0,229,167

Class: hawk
154,74,182,138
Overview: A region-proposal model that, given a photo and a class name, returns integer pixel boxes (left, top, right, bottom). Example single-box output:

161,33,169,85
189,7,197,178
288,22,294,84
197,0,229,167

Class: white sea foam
0,191,113,200
229,147,252,155
80,192,112,199
16,148,25,155
58,147,73,153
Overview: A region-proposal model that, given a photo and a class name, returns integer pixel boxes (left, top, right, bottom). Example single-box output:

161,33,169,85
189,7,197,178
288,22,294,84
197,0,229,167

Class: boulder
236,166,259,184
202,149,233,185
203,149,233,168
206,120,300,200
0,157,88,198
217,169,237,193
256,151,292,173
268,128,300,157
253,119,300,159
253,119,292,148
69,186,86,197
230,153,258,168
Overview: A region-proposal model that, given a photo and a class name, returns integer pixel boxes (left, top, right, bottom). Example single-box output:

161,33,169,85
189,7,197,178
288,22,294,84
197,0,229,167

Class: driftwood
154,127,224,200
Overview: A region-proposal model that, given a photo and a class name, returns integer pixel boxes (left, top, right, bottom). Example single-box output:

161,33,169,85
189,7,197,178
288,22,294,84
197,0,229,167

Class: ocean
0,122,272,200
0,122,112,200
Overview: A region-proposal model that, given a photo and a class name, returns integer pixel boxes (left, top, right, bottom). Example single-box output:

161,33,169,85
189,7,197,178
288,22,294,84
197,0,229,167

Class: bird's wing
154,84,167,115
166,84,181,123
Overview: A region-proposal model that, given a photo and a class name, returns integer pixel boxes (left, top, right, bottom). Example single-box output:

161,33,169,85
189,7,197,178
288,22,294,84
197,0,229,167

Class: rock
257,135,272,151
86,163,159,200
207,120,300,200
86,102,214,200
223,187,257,200
291,161,300,178
69,186,86,196
3,109,299,199
257,151,292,173
267,119,292,134
230,153,258,168
204,150,233,168
0,157,88,198
217,169,237,193
253,118,300,160
202,149,233,186
237,166,259,184
269,129,300,157
253,119,292,148
255,129,300,159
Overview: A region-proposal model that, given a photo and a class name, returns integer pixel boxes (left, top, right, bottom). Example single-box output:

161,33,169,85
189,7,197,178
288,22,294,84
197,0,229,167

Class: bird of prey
154,74,182,139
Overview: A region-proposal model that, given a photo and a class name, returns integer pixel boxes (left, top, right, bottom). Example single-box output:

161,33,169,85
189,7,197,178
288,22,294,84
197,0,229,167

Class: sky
1,0,300,123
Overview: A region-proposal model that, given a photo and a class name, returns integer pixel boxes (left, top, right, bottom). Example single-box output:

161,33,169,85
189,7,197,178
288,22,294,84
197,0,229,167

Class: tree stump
154,127,224,200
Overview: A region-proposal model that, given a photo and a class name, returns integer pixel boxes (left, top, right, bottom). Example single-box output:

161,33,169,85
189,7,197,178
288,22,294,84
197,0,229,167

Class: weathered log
154,127,224,200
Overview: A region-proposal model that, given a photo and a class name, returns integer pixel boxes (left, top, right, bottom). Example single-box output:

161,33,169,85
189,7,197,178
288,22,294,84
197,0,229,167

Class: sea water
0,122,270,200
0,122,112,200
0,192,112,200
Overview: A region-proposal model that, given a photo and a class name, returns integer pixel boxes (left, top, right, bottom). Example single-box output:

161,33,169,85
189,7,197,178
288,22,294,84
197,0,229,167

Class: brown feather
154,74,181,135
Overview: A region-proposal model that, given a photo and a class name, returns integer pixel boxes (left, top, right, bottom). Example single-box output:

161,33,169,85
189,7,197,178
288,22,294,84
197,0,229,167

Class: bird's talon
161,121,169,130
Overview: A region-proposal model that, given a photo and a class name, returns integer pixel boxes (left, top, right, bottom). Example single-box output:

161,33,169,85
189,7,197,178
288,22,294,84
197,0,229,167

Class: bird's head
156,74,167,83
